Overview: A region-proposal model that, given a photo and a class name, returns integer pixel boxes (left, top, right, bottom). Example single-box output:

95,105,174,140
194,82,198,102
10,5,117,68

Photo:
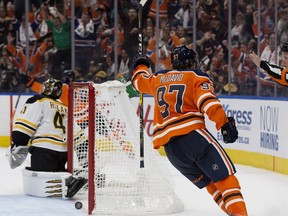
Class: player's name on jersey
49,101,68,114
160,74,184,83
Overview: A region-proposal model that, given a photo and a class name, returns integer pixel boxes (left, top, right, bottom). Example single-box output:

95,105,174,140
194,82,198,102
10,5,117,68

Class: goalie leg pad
22,168,71,198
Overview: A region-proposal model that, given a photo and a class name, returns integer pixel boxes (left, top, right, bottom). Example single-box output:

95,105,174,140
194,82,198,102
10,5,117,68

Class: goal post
67,81,184,215
67,82,96,214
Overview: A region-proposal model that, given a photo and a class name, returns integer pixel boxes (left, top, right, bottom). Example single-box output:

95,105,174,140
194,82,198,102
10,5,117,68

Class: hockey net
67,81,184,215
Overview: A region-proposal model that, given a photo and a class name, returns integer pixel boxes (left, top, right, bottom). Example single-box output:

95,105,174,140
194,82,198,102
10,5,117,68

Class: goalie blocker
22,168,87,198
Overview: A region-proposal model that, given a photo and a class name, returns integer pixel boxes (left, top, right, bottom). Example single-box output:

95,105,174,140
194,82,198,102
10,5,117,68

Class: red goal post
67,81,184,215
67,82,95,214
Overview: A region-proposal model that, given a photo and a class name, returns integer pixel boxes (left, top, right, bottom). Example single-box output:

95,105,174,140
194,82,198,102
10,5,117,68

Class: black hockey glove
132,54,151,70
221,117,238,143
19,73,34,87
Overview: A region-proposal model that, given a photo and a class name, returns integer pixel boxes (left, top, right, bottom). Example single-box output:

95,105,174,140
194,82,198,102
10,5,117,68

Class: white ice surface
1,147,288,216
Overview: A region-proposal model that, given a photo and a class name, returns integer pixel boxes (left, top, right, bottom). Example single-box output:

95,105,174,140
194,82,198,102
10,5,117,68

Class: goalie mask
171,45,198,70
41,78,63,99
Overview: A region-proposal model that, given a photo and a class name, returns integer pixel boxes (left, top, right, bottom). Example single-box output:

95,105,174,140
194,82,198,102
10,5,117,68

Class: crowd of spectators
0,0,288,97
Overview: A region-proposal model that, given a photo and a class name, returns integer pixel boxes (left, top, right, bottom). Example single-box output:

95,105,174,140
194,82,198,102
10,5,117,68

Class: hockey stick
11,62,32,126
138,0,147,168
11,62,30,123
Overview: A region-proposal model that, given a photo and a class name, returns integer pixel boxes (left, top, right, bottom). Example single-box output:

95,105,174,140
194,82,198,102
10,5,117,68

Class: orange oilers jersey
6,42,48,78
148,0,177,18
131,65,228,148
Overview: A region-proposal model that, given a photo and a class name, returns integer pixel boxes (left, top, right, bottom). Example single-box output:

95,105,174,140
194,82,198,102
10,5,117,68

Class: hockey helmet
281,41,288,52
41,78,63,99
171,45,198,70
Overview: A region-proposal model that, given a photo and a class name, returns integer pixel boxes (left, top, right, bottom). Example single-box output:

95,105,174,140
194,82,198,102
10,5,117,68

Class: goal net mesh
68,81,184,215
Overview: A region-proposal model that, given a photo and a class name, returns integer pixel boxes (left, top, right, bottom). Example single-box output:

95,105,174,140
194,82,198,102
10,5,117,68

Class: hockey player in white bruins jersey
7,78,87,198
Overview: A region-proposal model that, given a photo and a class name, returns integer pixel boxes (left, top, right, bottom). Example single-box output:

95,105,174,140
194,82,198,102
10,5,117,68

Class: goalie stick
10,61,32,145
138,0,148,168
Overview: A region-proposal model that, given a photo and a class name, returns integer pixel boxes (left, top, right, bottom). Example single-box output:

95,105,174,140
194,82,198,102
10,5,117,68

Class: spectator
95,24,110,57
0,6,13,44
240,3,255,42
118,48,132,78
11,14,37,47
209,68,227,95
10,69,24,92
175,25,188,39
13,0,42,20
121,7,139,57
147,0,177,20
198,40,216,71
74,67,85,82
41,4,71,79
172,0,193,36
102,18,125,57
277,7,288,40
105,54,116,80
74,13,96,72
84,60,102,81
93,70,107,83
147,38,172,71
209,47,227,73
5,33,50,79
231,12,244,44
231,40,257,95
143,24,154,43
0,68,11,91
210,17,227,44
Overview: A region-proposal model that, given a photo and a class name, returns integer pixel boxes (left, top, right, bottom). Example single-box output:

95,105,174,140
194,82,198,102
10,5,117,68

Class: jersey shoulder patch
200,82,211,90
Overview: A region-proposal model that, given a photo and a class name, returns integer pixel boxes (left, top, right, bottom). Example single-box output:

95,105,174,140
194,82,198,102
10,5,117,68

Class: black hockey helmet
41,78,63,99
171,45,198,70
281,41,288,52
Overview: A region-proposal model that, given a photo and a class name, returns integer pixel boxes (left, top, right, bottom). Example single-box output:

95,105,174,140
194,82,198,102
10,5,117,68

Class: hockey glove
19,73,34,87
221,117,238,143
7,143,29,169
132,54,151,70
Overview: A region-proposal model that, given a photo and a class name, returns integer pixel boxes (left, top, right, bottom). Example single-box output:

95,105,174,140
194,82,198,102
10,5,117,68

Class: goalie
7,78,87,198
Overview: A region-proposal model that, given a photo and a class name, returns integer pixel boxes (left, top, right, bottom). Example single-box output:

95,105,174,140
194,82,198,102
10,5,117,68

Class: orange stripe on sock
215,175,248,216
206,182,228,214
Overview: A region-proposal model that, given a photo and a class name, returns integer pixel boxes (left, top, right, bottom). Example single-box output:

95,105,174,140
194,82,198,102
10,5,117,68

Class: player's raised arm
249,42,288,86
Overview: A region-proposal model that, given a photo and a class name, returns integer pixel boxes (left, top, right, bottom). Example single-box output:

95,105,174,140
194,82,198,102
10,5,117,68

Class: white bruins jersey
13,95,68,152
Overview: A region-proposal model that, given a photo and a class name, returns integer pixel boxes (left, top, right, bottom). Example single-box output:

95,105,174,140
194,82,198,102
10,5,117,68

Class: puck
75,201,83,209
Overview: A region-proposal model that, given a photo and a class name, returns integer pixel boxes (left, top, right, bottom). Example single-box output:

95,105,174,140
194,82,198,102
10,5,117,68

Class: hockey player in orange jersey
131,45,248,216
